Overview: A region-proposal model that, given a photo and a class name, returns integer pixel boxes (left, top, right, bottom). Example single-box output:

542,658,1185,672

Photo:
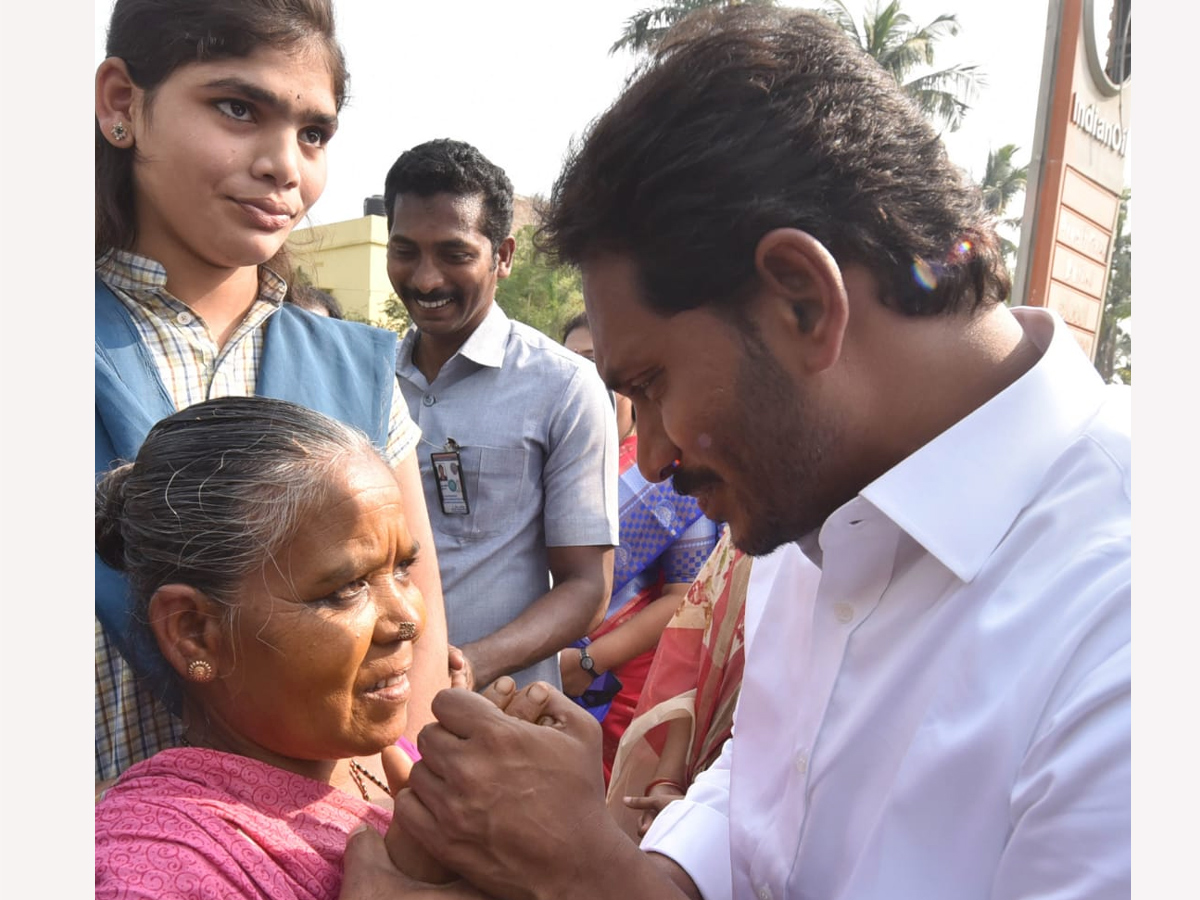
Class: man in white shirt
340,7,1129,900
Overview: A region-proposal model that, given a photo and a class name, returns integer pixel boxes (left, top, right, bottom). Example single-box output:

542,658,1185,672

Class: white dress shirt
641,307,1130,900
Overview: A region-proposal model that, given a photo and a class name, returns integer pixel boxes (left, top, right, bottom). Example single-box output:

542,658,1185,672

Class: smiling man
343,8,1130,900
384,139,619,693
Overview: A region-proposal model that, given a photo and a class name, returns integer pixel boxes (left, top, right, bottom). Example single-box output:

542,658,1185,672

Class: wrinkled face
207,452,425,766
583,254,840,556
386,192,512,348
128,42,336,275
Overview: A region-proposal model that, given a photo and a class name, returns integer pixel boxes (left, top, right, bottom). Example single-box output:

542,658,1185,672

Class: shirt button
756,886,773,900
176,310,194,325
834,602,855,624
422,395,436,407
794,753,808,774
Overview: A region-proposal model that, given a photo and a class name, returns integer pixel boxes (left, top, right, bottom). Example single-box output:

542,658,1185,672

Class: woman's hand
559,646,599,698
623,782,686,838
448,645,473,691
341,825,488,899
380,745,456,884
392,684,617,900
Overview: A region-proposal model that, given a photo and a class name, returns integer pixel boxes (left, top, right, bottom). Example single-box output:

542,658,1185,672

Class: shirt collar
454,301,510,368
96,249,169,293
400,301,510,372
96,249,288,307
857,307,1109,583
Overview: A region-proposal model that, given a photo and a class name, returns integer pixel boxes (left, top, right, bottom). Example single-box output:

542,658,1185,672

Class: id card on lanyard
431,440,469,515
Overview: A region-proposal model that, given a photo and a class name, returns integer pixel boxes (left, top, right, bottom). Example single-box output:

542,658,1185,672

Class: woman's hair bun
95,462,135,571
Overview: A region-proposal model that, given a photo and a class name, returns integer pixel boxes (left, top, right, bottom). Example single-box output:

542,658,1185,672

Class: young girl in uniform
94,0,447,791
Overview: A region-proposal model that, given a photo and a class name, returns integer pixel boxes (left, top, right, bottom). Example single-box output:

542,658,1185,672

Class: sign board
1012,0,1131,359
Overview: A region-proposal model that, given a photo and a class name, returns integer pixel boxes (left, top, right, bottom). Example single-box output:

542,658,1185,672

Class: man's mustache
671,466,722,496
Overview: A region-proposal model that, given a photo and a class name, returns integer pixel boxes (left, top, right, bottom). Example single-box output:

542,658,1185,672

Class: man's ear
147,584,226,682
95,57,141,148
753,228,849,375
494,235,517,280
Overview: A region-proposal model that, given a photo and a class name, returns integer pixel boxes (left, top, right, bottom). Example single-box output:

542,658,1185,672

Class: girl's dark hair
95,0,349,277
96,396,378,690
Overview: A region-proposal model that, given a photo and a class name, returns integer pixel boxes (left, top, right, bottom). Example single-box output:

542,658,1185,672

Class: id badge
431,449,470,515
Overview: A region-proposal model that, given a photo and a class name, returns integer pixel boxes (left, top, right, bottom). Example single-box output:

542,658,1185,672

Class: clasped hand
340,676,614,900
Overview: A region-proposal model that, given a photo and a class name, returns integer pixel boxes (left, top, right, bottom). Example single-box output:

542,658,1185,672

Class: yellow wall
286,215,396,323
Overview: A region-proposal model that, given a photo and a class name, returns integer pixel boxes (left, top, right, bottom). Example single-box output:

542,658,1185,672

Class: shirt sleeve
542,364,621,548
384,375,421,467
639,734,735,900
992,624,1131,899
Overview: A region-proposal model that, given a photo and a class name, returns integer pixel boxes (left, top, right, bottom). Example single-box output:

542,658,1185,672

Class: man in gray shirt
384,139,619,691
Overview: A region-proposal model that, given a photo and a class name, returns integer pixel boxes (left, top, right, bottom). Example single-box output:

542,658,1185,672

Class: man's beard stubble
721,328,841,557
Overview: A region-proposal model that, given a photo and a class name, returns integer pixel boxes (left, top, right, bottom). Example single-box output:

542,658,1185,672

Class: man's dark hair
538,6,1008,318
384,139,514,255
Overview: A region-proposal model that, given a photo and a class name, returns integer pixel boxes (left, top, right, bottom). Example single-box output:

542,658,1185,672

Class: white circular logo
1084,0,1132,96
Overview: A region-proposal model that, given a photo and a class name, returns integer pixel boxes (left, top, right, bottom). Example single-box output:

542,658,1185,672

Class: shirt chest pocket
430,445,531,540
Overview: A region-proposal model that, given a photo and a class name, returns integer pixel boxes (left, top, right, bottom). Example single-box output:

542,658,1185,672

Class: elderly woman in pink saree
94,397,452,898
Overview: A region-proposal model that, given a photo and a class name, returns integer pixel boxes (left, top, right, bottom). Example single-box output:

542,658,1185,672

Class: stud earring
397,621,419,642
187,659,215,683
110,121,128,142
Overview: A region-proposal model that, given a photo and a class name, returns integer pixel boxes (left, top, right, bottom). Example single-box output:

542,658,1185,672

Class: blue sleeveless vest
95,276,398,704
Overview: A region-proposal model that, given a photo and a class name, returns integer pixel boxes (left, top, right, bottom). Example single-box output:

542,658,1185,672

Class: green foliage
980,144,1028,217
494,225,585,341
979,143,1029,277
375,295,413,335
611,0,777,56
821,1,983,132
1094,190,1131,385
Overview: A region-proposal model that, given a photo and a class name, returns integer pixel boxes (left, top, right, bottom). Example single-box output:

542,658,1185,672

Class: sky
92,0,1062,227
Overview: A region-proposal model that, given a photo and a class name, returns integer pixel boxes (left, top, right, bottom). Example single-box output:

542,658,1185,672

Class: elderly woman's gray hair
96,396,381,668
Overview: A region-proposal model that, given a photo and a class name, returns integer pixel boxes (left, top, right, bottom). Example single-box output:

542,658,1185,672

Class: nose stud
658,458,681,479
396,621,419,642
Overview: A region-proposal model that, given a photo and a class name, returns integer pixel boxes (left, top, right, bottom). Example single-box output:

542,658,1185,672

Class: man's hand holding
394,684,625,900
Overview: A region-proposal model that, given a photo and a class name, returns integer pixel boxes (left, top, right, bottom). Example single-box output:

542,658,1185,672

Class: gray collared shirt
397,302,620,688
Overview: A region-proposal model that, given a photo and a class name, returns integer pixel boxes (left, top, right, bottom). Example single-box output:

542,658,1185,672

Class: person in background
289,284,345,319
605,528,751,840
561,312,718,782
342,7,1130,900
385,139,619,692
94,0,447,790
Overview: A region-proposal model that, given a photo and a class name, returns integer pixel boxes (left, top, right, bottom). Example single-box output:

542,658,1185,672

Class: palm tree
821,0,983,132
610,0,776,56
979,143,1029,268
980,144,1028,217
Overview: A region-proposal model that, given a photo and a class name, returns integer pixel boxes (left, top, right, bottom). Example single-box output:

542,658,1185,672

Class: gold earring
187,659,215,683
397,621,419,642
110,121,128,142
